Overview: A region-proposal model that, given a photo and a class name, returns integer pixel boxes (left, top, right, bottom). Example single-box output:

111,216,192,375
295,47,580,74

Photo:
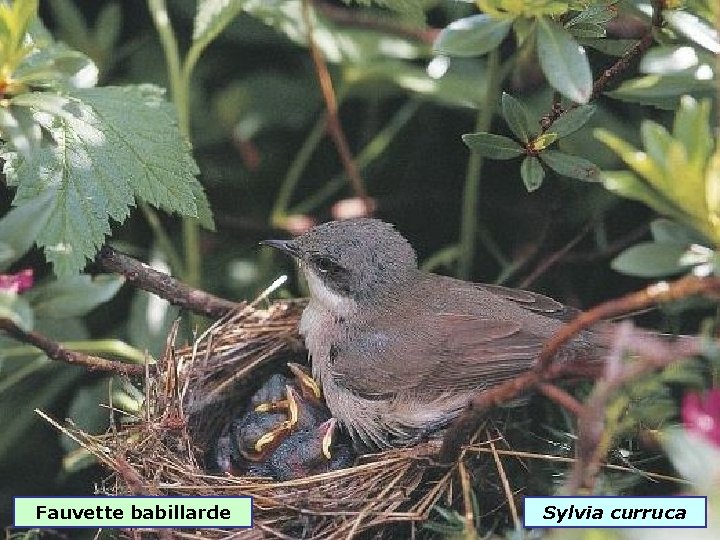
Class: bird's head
262,218,417,309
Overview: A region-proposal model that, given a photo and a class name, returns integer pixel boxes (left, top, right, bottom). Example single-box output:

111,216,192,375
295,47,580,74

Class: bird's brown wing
329,313,541,399
478,284,581,322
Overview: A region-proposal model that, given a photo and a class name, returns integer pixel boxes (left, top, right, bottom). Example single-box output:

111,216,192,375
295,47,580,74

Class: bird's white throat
300,264,357,318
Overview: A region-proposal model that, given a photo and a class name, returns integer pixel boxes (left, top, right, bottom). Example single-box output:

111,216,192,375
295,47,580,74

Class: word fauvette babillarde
14,496,253,528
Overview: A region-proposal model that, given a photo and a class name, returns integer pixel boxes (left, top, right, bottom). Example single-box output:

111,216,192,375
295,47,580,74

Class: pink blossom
682,389,720,447
0,268,34,293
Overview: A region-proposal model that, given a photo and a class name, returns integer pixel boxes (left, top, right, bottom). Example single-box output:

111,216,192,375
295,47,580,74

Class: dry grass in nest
44,297,465,539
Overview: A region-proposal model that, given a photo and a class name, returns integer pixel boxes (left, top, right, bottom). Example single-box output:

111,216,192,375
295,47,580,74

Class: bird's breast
299,301,341,384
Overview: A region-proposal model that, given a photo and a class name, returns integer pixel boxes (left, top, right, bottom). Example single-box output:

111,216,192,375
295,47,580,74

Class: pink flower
0,268,34,293
682,389,720,447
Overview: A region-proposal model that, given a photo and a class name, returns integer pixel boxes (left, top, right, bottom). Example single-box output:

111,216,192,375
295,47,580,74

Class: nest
54,298,481,539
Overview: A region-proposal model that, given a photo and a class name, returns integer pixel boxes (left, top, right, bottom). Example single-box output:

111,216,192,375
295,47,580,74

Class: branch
96,246,241,319
315,1,439,44
301,0,371,211
0,318,146,376
567,323,708,493
439,275,720,463
540,0,665,132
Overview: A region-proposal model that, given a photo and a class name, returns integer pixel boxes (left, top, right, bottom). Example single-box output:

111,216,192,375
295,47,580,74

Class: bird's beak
260,239,302,258
319,418,338,460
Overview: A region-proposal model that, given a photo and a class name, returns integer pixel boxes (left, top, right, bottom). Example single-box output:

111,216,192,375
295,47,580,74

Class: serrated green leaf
537,18,593,103
566,4,616,27
611,241,691,277
501,92,533,142
3,86,209,275
540,149,600,181
550,104,595,138
343,0,426,25
521,156,544,192
462,132,524,160
433,14,511,57
189,178,216,230
24,275,123,318
0,192,53,271
192,0,247,55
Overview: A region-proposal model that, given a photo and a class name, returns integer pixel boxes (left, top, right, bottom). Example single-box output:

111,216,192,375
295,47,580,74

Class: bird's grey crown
294,218,418,300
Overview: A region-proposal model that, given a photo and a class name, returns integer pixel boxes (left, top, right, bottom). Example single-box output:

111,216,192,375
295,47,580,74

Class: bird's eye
312,255,343,275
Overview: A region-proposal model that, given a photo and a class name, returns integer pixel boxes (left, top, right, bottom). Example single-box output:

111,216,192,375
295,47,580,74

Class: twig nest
76,300,451,539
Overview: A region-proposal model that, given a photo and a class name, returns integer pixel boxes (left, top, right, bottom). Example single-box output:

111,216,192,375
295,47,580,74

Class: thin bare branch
97,245,241,319
0,318,145,376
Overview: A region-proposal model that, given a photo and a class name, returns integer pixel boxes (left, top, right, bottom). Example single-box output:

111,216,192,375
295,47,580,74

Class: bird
229,410,289,461
269,417,354,480
262,218,607,450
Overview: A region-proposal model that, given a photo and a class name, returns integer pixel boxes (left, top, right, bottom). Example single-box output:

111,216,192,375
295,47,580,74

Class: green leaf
128,289,179,359
0,105,41,156
62,378,113,452
664,10,720,54
673,96,712,170
567,22,606,38
578,38,638,57
566,4,616,27
3,86,210,275
93,2,122,53
341,0,426,24
650,219,706,245
191,0,247,60
640,120,672,174
520,156,544,192
550,104,595,138
608,74,714,110
433,14,511,57
537,18,593,103
640,45,702,75
600,171,688,225
611,241,691,277
23,275,123,318
47,0,89,49
462,132,524,160
0,192,53,271
0,292,33,331
540,149,600,181
0,363,84,460
501,92,533,142
532,132,558,151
